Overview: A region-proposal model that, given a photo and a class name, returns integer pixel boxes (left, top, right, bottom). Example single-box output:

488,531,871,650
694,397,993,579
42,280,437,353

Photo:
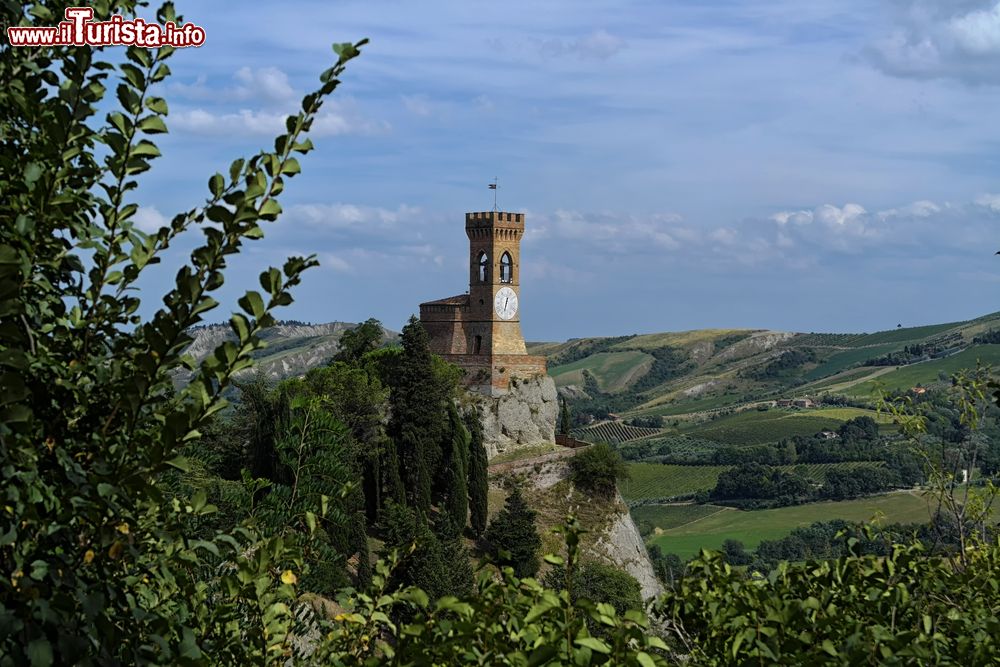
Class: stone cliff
467,374,558,459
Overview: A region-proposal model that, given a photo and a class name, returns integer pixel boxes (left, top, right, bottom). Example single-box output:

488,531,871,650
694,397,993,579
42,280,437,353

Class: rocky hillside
489,452,662,601
177,320,399,385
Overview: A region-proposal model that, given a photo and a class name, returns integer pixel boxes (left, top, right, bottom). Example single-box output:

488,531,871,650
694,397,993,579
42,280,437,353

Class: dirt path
487,445,587,475
814,366,897,394
666,505,733,531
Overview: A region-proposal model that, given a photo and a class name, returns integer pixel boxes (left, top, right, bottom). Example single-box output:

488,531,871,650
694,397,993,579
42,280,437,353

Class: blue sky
133,0,1000,340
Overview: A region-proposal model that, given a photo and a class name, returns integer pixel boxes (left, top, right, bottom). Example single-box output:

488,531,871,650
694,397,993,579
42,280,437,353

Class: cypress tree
466,409,489,537
388,317,448,515
382,437,406,506
443,404,470,533
559,398,571,436
484,485,541,577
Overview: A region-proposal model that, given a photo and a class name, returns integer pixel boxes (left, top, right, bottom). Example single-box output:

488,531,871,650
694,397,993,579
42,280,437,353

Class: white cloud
171,103,388,138
536,29,626,60
320,253,353,273
867,1,1000,83
289,203,421,231
975,192,1000,212
401,94,433,117
133,205,168,232
169,66,295,104
878,200,942,219
233,66,294,102
949,3,1000,54
531,210,685,252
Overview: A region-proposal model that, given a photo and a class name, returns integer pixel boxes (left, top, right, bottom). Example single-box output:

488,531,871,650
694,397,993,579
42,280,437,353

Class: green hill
536,312,1000,422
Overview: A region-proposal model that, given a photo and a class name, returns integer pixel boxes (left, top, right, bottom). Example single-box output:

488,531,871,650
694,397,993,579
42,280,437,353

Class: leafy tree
466,408,489,537
334,317,384,363
569,442,629,497
484,486,541,577
283,361,390,521
0,1,367,660
721,539,751,566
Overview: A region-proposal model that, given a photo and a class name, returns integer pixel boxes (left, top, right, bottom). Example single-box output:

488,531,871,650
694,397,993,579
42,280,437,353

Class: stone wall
468,374,557,459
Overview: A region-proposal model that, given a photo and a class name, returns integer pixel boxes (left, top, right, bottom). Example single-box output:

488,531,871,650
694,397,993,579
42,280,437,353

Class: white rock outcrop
595,502,664,601
472,375,558,459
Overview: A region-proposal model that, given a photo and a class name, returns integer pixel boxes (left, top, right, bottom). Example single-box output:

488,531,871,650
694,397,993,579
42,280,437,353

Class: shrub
569,442,630,497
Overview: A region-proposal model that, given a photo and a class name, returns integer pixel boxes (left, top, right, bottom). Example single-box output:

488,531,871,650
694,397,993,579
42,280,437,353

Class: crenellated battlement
465,211,525,227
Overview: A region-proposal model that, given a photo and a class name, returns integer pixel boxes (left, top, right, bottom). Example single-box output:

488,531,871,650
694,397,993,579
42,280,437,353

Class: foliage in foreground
657,537,1000,665
4,1,1000,664
314,518,669,666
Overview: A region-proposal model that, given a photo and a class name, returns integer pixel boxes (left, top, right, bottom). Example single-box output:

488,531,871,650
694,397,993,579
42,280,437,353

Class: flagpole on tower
489,177,498,212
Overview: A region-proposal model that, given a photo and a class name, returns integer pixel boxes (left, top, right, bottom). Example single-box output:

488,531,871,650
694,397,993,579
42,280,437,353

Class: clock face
494,286,518,320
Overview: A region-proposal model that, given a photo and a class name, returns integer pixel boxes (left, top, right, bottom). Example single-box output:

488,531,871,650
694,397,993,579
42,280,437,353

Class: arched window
473,335,482,355
500,252,512,283
477,251,488,282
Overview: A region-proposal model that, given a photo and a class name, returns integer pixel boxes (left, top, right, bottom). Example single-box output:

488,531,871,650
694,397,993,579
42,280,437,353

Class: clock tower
419,211,547,396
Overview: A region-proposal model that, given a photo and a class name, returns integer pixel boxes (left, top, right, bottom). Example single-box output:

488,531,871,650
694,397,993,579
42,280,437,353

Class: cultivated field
574,420,663,444
620,461,883,503
801,344,903,381
683,408,888,446
647,491,934,559
621,464,728,501
846,345,1000,397
630,503,728,532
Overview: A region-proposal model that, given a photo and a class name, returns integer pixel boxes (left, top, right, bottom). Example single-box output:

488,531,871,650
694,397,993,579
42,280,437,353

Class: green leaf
333,42,360,61
229,158,245,183
821,639,838,656
137,115,168,134
150,63,171,83
117,84,141,114
178,627,202,660
131,140,161,158
230,314,250,342
574,637,611,655
145,97,168,114
259,199,282,221
120,63,146,90
280,158,300,176
127,46,153,68
27,639,53,667
238,291,266,319
635,652,657,667
25,162,43,186
209,173,224,197
292,138,314,154
167,455,192,472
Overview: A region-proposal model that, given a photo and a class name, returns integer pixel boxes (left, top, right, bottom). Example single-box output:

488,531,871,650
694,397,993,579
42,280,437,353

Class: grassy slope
549,350,655,392
536,313,1000,423
648,492,933,559
846,345,1000,396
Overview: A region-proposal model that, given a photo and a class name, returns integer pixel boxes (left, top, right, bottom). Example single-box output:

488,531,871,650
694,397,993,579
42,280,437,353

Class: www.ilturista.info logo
6,7,205,48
